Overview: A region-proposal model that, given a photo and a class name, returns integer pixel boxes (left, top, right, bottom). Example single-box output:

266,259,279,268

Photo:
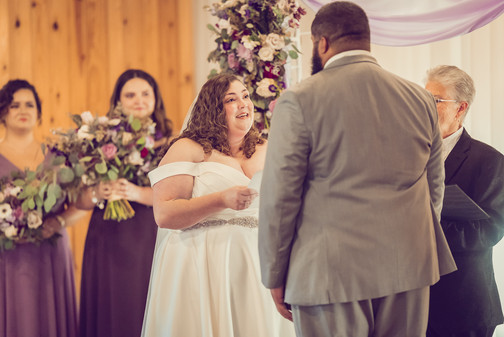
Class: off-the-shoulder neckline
160,161,251,180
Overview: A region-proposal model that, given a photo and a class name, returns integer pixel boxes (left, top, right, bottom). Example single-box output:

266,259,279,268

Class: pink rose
227,53,240,70
101,143,118,160
237,44,252,61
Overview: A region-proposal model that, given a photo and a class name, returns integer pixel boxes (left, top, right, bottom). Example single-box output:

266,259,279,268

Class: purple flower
222,42,231,51
12,207,24,220
268,84,277,93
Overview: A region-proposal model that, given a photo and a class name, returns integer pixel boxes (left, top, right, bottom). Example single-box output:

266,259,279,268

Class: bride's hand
220,186,258,210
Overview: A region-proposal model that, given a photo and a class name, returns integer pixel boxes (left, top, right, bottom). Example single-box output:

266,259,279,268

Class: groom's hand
270,286,293,321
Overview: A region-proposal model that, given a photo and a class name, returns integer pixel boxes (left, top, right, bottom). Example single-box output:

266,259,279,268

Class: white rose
0,204,13,219
241,36,260,50
108,118,121,126
254,112,263,122
148,123,156,135
258,46,275,61
246,60,255,73
9,186,21,197
4,225,17,238
27,211,43,229
217,19,230,30
80,111,95,125
221,0,240,8
256,79,276,98
122,132,134,146
77,125,94,140
127,151,144,166
265,33,285,50
97,116,109,124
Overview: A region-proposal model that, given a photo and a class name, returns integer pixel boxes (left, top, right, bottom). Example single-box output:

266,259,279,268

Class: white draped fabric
193,1,504,335
303,0,504,46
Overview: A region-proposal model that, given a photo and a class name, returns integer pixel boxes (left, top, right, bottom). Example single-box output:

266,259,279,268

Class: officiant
425,65,504,337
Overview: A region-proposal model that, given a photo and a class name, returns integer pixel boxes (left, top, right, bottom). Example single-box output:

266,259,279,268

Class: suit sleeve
441,152,504,252
258,90,311,289
426,101,445,221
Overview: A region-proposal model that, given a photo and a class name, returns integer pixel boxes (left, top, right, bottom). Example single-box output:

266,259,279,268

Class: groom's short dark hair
311,1,370,46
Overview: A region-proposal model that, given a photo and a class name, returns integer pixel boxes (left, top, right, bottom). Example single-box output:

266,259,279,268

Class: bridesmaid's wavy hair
169,73,264,158
108,69,173,140
0,79,42,124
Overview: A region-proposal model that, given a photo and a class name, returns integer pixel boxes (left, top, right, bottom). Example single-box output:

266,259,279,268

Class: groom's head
311,1,371,75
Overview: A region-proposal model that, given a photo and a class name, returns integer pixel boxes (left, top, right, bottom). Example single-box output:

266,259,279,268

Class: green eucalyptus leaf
69,152,79,164
21,199,30,212
44,193,57,213
48,183,62,198
231,40,239,49
80,156,94,162
13,179,25,187
38,182,48,198
289,50,299,59
52,156,66,166
27,197,35,210
136,136,146,146
95,162,108,174
26,171,36,181
74,163,85,177
71,114,83,127
107,169,118,181
114,157,122,166
130,118,142,131
58,167,75,183
206,23,218,34
35,195,43,208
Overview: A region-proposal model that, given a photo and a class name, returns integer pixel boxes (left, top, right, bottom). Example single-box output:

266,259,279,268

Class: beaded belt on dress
183,216,258,231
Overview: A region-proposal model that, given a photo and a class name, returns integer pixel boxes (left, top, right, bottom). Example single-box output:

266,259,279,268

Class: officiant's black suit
428,129,504,335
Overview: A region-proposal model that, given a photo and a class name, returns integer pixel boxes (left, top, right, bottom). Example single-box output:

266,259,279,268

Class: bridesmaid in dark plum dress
0,79,85,337
76,70,172,337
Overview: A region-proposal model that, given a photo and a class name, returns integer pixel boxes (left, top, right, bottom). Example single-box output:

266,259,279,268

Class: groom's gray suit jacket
258,54,457,305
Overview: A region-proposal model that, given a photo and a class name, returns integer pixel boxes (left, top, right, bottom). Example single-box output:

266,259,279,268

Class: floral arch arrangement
206,0,306,135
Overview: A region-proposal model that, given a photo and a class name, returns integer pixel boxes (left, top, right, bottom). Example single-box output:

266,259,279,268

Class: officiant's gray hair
311,1,370,46
426,65,475,121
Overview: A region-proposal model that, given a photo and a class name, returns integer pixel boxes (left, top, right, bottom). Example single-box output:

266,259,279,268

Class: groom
258,2,457,336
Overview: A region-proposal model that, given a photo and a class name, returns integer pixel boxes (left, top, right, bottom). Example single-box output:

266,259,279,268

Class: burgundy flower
140,147,149,158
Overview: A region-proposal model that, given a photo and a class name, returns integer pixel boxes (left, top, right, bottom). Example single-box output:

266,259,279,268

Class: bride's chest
206,151,258,179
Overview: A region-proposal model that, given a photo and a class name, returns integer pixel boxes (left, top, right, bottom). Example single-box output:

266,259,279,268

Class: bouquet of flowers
49,104,158,221
206,0,306,134
0,156,81,251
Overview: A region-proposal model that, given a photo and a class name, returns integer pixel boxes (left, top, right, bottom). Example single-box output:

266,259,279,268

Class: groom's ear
318,36,330,55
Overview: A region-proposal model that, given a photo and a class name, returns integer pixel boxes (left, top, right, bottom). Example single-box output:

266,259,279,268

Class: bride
142,74,295,336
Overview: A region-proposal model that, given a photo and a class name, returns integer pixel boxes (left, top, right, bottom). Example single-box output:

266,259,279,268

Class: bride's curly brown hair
169,73,264,158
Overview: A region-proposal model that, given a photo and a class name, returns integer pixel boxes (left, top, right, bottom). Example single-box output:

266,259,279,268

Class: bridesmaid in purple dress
76,69,172,337
0,79,85,337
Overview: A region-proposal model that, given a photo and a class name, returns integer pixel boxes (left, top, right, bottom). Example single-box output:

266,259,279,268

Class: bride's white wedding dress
141,161,295,337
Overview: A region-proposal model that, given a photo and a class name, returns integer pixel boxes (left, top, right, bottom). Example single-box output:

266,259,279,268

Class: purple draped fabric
302,0,504,46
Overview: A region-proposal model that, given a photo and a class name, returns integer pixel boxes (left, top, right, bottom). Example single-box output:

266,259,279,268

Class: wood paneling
0,0,194,298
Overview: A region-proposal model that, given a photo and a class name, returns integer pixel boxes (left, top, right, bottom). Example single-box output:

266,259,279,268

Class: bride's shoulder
159,138,205,166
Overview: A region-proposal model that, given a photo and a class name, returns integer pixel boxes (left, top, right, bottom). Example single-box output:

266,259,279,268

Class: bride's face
223,80,254,137
119,78,155,119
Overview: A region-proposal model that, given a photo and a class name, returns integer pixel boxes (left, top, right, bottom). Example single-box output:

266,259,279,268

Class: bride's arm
152,139,256,230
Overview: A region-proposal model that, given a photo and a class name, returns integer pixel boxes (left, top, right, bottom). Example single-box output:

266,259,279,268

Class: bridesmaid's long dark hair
108,69,173,140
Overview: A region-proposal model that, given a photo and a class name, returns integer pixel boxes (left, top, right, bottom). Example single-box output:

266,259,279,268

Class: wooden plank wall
0,0,194,297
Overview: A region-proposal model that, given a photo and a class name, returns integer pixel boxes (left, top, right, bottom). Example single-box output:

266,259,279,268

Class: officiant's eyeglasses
435,98,458,104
